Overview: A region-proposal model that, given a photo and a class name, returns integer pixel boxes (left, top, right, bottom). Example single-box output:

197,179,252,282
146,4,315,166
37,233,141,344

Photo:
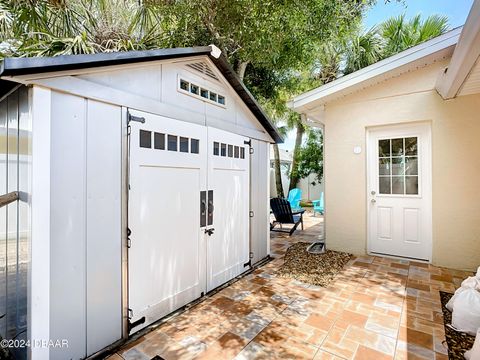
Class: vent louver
186,61,219,81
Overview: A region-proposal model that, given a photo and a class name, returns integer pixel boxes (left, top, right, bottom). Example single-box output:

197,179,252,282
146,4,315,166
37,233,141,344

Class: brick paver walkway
110,212,470,359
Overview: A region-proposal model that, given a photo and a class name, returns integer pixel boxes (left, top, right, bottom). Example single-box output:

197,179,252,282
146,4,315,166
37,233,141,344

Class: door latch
205,228,215,236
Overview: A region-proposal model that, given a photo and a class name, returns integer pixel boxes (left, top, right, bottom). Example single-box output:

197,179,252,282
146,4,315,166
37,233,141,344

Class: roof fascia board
3,55,213,82
289,27,462,111
0,46,212,76
209,54,283,143
436,0,480,99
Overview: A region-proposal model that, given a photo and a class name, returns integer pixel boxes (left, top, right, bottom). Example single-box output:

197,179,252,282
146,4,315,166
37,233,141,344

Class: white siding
250,140,270,263
50,92,87,359
86,101,122,355
49,92,122,359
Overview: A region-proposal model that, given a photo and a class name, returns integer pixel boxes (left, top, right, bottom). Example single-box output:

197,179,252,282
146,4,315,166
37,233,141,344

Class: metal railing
0,191,19,208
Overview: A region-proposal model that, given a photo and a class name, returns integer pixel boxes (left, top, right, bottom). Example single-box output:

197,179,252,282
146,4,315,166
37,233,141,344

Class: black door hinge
243,259,251,268
128,113,146,124
244,139,251,146
127,228,132,248
128,316,146,333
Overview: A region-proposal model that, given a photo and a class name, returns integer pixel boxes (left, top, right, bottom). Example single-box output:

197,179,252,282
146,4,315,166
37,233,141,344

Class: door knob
205,228,215,236
371,199,376,203
371,190,376,195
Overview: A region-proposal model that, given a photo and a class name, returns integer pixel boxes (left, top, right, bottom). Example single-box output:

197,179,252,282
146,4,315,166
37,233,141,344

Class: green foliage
296,129,324,184
342,13,449,75
343,26,383,75
380,14,449,57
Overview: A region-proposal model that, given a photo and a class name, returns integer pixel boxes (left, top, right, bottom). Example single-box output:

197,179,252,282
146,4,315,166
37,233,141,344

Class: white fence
269,169,323,201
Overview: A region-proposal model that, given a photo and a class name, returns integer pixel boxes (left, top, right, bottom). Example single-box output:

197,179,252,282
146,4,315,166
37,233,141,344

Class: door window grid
378,137,418,195
213,142,246,159
139,130,199,154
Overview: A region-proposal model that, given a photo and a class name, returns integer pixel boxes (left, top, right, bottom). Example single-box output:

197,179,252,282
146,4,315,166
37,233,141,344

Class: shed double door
128,110,249,332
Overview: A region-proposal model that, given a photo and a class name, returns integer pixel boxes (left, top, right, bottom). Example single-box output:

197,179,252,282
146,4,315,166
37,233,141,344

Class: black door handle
205,228,215,236
200,191,207,227
207,190,214,225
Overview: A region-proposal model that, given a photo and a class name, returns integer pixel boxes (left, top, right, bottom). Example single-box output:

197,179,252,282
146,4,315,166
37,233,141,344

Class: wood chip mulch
276,242,352,287
439,291,475,360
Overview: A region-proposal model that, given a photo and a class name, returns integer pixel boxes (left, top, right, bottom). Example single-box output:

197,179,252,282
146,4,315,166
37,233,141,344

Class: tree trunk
272,144,284,198
236,61,249,81
289,120,305,191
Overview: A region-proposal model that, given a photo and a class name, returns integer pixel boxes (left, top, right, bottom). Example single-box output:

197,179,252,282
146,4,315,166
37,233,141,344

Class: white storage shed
0,45,281,359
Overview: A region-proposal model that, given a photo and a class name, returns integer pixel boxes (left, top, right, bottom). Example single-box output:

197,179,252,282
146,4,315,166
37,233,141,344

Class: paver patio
110,212,471,359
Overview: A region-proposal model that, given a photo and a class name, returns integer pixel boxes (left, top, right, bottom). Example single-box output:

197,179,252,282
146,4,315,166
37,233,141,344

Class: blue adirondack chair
287,188,302,211
313,192,324,216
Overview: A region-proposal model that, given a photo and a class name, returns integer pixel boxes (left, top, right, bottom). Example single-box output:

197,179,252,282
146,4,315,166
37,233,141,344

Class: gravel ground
276,242,352,287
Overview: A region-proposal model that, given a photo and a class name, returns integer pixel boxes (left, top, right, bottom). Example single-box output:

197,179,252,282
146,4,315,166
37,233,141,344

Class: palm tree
272,125,289,198
344,27,383,75
381,14,449,57
341,14,449,76
0,0,163,58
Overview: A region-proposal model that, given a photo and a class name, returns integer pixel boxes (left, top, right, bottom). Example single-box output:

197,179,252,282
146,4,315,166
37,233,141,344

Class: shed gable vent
186,61,219,81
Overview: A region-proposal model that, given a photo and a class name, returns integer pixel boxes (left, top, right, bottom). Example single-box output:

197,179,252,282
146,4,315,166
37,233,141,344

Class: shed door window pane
220,143,227,157
234,146,239,158
378,137,419,195
168,135,177,151
190,84,199,95
180,79,189,91
240,147,245,159
213,142,219,156
191,139,199,154
154,132,165,150
228,144,233,157
140,130,151,148
180,137,189,153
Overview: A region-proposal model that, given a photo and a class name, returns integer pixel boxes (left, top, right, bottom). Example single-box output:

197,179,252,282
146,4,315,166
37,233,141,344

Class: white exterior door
367,123,432,261
207,127,250,291
128,109,207,332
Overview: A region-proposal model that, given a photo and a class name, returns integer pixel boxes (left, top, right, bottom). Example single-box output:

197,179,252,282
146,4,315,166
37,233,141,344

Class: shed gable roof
0,46,282,143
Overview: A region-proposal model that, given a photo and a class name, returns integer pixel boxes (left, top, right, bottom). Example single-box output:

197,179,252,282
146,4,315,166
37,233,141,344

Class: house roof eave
289,27,462,112
435,0,480,99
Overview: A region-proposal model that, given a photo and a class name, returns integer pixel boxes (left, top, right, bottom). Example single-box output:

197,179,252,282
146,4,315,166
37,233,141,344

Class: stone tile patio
111,211,471,359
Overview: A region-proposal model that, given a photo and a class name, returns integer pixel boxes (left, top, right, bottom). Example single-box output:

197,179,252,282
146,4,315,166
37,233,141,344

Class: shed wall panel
86,100,122,355
0,87,30,360
249,139,270,264
6,91,19,342
50,92,87,359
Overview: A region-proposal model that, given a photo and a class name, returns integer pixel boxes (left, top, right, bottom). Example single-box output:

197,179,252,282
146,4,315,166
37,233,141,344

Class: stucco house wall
323,59,480,271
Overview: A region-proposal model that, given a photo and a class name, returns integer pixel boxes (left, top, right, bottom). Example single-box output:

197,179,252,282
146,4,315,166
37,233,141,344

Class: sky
280,0,474,151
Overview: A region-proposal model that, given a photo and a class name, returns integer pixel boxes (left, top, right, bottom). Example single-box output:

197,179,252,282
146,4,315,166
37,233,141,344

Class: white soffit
436,0,480,99
289,27,462,113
